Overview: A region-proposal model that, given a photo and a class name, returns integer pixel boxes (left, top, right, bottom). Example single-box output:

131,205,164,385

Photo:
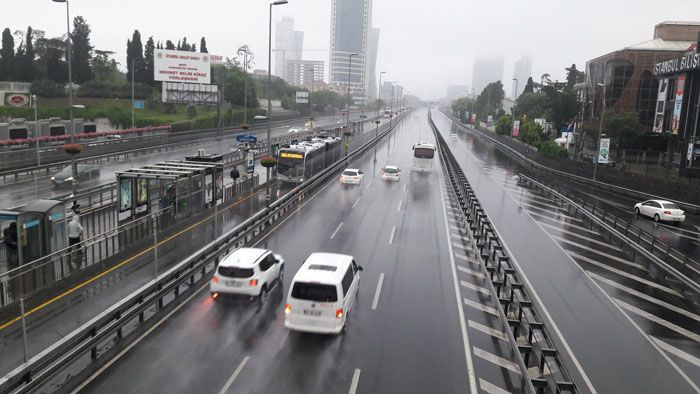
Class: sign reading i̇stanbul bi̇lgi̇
154,49,212,84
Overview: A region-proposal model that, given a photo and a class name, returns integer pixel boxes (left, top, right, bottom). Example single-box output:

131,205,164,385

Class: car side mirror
358,265,364,271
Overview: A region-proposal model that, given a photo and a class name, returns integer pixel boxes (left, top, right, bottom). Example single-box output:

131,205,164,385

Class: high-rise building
329,0,373,103
471,56,504,95
512,54,533,99
285,60,325,87
446,84,468,100
366,28,380,100
275,17,303,83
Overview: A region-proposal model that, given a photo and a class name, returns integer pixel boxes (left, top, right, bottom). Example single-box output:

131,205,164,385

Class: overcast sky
5,0,699,99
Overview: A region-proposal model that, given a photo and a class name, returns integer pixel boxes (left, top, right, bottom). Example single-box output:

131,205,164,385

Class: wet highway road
433,111,700,393
76,110,528,394
0,113,370,209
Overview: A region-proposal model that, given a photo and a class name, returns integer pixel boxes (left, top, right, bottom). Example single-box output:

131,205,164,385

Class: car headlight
50,176,55,181
66,177,74,182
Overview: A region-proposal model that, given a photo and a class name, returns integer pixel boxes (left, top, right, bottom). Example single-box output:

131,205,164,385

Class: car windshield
218,266,254,278
343,170,358,176
662,203,680,210
383,167,398,173
291,282,338,302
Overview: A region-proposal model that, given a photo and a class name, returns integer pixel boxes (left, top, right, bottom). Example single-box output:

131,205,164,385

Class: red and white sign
512,120,520,137
154,49,212,84
5,93,29,107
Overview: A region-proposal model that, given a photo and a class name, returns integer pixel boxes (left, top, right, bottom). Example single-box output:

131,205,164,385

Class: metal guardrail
429,111,577,393
443,112,700,214
0,110,410,393
518,174,700,300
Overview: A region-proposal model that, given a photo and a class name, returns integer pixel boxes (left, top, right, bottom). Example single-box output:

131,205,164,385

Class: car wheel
654,214,661,223
634,208,640,216
258,285,268,304
278,266,284,285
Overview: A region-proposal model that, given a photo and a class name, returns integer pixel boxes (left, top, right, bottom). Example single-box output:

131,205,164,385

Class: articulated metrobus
277,137,343,183
411,142,436,172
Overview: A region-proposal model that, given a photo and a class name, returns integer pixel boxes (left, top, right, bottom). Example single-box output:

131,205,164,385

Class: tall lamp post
345,53,359,136
376,71,386,136
237,45,251,125
593,82,606,181
131,57,143,129
52,0,77,194
267,0,288,205
308,67,315,127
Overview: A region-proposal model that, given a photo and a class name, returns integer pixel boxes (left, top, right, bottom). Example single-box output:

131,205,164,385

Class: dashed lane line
352,197,361,208
615,298,700,342
330,222,344,240
397,200,403,212
472,346,521,375
590,272,700,323
348,369,361,394
389,226,396,245
219,356,250,394
371,273,385,311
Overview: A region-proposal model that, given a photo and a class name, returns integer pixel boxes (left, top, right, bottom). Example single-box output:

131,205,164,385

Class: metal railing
429,111,577,393
0,110,410,393
443,112,700,213
518,174,700,300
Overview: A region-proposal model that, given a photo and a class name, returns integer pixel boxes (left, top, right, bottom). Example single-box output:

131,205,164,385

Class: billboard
471,114,477,124
154,49,212,84
598,138,610,164
4,93,30,107
653,78,668,133
671,74,686,135
487,115,493,128
512,120,520,137
296,91,309,104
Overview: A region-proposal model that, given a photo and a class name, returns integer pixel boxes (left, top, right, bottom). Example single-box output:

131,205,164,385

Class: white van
284,253,363,334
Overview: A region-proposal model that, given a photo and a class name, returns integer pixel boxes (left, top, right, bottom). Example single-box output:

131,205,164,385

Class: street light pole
267,0,288,205
377,71,386,136
131,57,143,129
238,45,250,125
593,82,606,181
308,67,315,127
346,53,358,136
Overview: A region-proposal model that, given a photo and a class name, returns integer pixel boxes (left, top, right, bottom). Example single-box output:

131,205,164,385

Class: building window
636,70,659,128
608,60,634,108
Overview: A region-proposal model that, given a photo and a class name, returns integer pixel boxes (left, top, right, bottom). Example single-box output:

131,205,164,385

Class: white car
288,128,300,133
284,253,362,334
210,248,284,302
634,199,685,224
340,168,364,185
380,165,400,181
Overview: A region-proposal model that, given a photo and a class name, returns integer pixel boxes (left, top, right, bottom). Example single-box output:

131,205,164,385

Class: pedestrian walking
68,215,84,269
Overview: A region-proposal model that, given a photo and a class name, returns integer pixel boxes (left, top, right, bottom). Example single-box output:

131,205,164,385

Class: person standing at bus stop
68,214,84,269
3,222,18,270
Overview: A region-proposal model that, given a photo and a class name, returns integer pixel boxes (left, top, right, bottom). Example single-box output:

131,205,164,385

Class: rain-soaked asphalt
77,110,533,394
432,110,700,393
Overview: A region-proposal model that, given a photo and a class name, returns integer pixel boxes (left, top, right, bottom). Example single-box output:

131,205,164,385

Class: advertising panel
295,91,309,104
204,174,213,204
246,151,255,174
4,93,30,107
671,74,686,135
154,49,212,84
215,169,224,204
471,114,477,125
512,120,520,137
135,178,148,214
598,138,611,164
487,115,493,128
653,78,668,133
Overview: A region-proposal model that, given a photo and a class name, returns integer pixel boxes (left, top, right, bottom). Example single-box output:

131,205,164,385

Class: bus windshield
414,147,435,159
278,151,304,175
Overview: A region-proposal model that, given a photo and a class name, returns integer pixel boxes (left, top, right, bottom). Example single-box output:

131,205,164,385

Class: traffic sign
235,133,258,143
133,100,144,109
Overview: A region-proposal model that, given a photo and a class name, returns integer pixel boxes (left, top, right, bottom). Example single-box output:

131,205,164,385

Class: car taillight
212,276,219,284
663,210,672,214
285,304,292,314
335,308,344,319
249,279,258,286
211,292,219,299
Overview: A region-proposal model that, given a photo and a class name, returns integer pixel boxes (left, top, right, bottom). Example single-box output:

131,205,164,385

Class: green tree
520,121,544,147
513,92,548,118
212,64,259,108
0,28,15,81
495,114,513,136
165,40,175,50
34,37,67,82
200,37,208,53
522,77,535,94
12,27,35,82
603,110,644,157
181,37,189,51
451,96,475,122
474,81,504,118
70,16,93,83
144,36,155,85
539,140,569,159
126,30,145,83
565,63,585,90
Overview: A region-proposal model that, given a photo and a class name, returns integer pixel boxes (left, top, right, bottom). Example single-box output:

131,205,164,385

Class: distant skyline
4,0,698,100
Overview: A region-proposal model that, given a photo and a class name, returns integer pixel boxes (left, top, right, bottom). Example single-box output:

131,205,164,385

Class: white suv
210,248,284,303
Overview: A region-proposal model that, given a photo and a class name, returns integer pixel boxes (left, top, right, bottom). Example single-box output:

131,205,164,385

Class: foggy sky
5,0,699,99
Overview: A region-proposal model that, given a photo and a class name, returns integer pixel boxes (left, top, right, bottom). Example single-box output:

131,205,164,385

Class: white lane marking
397,200,402,212
451,232,465,240
448,218,459,224
450,225,463,232
460,280,491,297
479,378,512,394
548,229,622,251
219,356,250,394
524,205,585,224
455,253,475,263
352,197,361,208
589,272,700,322
371,273,385,311
389,226,396,244
458,265,485,278
403,183,408,192
531,213,602,236
365,180,373,189
556,238,647,271
439,174,478,394
468,320,507,341
473,346,521,374
330,222,344,240
569,252,679,296
72,282,210,393
652,336,700,368
615,298,700,342
348,368,361,394
463,298,498,316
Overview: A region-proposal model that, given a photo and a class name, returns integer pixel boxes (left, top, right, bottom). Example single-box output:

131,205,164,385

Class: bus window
414,147,435,159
